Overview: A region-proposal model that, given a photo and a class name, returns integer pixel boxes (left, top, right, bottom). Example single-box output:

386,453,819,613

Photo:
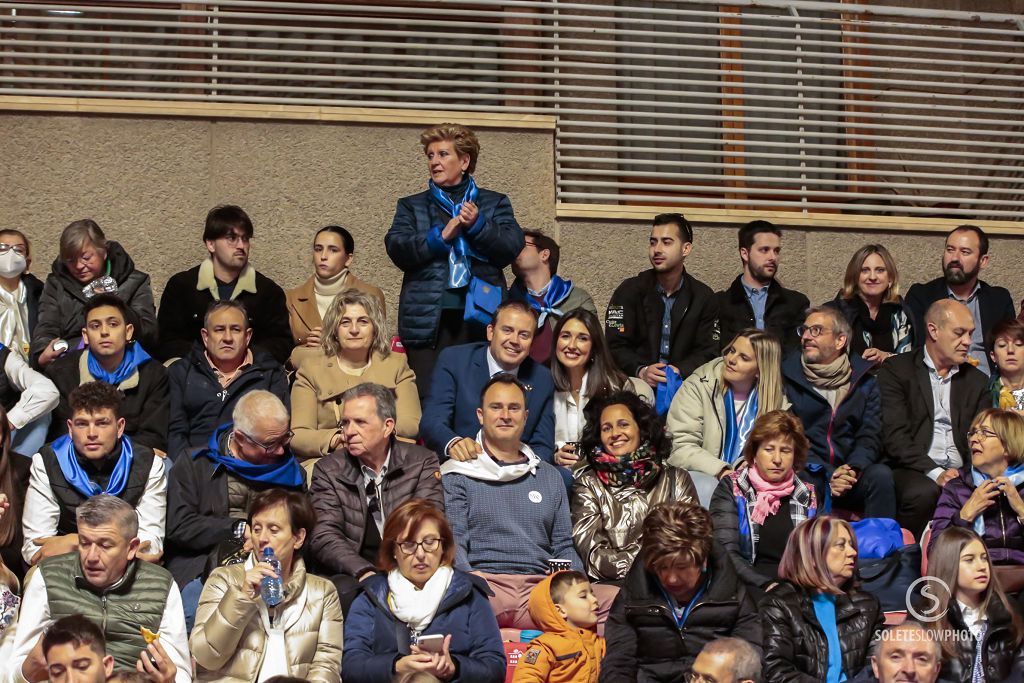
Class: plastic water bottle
260,547,284,607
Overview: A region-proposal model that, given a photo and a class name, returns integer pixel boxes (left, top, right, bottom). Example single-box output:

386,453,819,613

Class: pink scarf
747,467,796,525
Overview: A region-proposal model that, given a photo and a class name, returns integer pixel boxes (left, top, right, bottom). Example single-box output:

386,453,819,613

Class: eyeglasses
397,537,442,555
967,427,999,440
238,429,293,454
221,233,252,245
0,244,27,257
797,324,834,339
685,673,718,683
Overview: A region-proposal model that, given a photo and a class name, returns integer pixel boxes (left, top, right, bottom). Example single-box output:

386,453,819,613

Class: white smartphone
416,634,445,654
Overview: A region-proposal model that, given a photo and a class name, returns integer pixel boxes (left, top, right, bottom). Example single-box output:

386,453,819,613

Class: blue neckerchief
657,570,710,630
511,275,574,327
971,463,1024,536
53,433,134,499
87,342,151,386
722,387,759,465
428,176,485,289
812,593,847,683
655,366,684,416
197,424,305,488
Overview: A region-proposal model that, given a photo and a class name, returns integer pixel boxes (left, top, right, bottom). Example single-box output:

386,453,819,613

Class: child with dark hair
513,570,605,683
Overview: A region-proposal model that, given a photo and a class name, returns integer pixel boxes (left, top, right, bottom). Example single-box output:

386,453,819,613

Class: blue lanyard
659,572,710,630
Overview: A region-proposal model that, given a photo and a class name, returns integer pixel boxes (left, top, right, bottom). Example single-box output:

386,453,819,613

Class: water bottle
259,546,284,607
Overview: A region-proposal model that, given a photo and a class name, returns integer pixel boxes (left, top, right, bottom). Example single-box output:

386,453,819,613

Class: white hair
232,390,289,435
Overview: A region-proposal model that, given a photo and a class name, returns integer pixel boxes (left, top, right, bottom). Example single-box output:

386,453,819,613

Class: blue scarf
429,176,485,289
511,275,574,327
970,463,1024,536
657,570,710,630
722,387,759,465
811,592,847,683
53,433,134,499
198,424,305,488
87,342,151,386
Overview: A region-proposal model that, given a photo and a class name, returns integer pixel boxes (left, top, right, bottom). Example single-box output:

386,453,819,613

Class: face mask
0,252,27,279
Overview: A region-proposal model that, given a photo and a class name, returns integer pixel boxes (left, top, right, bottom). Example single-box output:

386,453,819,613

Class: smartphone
416,634,445,654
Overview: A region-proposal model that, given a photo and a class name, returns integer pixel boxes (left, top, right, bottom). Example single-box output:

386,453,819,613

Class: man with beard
906,225,1014,375
714,220,809,353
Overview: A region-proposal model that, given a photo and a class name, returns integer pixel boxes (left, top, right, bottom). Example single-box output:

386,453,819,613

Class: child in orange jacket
512,571,606,683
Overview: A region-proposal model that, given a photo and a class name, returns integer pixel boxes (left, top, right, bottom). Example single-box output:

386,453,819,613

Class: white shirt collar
486,347,520,378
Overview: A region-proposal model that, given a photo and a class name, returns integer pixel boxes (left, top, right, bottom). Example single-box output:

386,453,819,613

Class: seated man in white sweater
441,373,617,630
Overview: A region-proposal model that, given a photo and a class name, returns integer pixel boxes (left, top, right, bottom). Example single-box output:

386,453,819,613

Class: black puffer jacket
30,241,158,366
600,542,762,683
939,598,1024,682
761,581,883,682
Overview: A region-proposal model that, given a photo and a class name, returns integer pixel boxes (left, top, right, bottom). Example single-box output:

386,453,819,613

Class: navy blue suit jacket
421,342,555,463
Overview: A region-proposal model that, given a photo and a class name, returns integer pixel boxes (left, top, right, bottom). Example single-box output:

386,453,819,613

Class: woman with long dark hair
923,527,1024,681
0,405,28,587
550,308,652,469
571,391,695,581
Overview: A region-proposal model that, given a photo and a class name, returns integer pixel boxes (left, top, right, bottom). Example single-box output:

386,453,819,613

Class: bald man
877,299,989,536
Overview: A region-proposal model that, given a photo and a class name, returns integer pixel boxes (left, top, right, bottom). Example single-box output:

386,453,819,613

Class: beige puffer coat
190,557,343,683
666,357,790,476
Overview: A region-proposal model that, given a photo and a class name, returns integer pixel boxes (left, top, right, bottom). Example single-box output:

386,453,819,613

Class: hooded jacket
342,570,506,683
30,241,158,366
512,572,606,683
166,342,289,459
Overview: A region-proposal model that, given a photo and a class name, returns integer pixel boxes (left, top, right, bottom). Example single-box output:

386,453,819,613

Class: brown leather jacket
571,465,697,581
308,439,444,578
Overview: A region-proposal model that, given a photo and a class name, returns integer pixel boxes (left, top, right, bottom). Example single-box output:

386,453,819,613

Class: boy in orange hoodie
512,571,606,683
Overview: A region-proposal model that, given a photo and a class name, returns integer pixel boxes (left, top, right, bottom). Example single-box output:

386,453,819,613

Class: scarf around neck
722,387,758,465
812,593,848,683
511,275,574,327
198,424,305,488
87,341,151,386
801,353,852,410
587,442,662,489
971,463,1024,536
429,176,484,290
53,433,134,499
387,565,454,637
439,432,540,482
747,465,795,525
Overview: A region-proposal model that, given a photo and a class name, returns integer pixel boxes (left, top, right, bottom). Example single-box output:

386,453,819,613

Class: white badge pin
528,490,543,503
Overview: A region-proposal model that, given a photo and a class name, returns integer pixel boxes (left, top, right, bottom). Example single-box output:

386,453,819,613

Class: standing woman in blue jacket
385,123,524,399
343,498,506,683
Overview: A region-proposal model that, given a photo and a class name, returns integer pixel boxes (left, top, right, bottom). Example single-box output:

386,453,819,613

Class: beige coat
190,558,343,683
290,350,421,461
666,357,790,476
286,274,386,367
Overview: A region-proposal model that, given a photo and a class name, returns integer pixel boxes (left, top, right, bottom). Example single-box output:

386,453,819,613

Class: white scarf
387,565,454,636
248,555,310,682
439,431,540,482
313,269,350,320
0,282,29,356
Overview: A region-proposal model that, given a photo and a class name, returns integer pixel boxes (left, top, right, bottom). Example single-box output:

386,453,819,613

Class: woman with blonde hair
761,515,883,682
666,328,787,505
291,289,420,463
932,408,1024,566
828,244,913,363
922,527,1024,681
385,123,523,399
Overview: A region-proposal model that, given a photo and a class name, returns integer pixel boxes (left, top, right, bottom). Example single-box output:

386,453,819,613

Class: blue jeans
181,577,204,634
12,412,51,457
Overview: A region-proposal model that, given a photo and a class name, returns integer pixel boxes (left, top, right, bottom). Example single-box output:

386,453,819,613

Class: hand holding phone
415,633,446,654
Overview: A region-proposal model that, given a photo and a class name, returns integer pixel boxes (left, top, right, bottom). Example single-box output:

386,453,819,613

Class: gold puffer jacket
571,465,697,581
190,557,343,683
